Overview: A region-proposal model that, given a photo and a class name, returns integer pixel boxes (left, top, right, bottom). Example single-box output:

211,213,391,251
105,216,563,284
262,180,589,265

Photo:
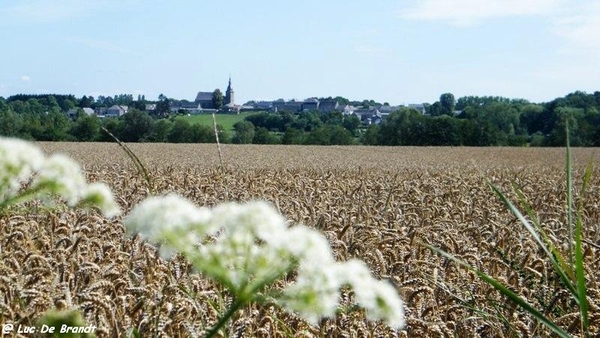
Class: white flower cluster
0,137,45,198
124,194,405,329
0,137,120,217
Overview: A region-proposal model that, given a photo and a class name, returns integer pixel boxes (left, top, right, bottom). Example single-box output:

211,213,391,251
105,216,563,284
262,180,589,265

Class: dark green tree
98,118,125,142
39,108,71,140
328,125,355,145
155,98,170,117
342,114,361,135
362,125,379,145
253,127,280,144
167,119,193,143
0,107,23,137
232,121,255,144
121,109,154,142
212,89,223,110
147,119,172,142
440,93,455,116
282,127,305,144
71,114,101,141
304,126,331,145
189,124,215,143
79,95,94,108
424,115,461,146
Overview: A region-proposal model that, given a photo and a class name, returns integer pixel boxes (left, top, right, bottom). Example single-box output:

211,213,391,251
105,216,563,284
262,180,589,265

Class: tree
282,127,305,144
155,98,170,117
71,114,100,141
440,93,455,116
253,127,280,144
232,121,255,144
167,119,193,143
342,114,361,135
328,125,355,145
362,125,379,145
304,126,331,145
377,108,422,145
40,108,71,140
79,95,94,108
189,124,216,143
121,109,154,142
424,115,461,146
0,107,23,137
427,101,442,116
98,118,124,142
147,119,172,142
212,89,223,110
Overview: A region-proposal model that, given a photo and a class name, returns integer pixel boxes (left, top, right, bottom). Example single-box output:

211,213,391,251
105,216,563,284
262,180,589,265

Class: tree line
0,91,599,146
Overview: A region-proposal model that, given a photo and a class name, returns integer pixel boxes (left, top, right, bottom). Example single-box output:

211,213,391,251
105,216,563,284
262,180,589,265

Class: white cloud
21,75,31,82
401,0,564,26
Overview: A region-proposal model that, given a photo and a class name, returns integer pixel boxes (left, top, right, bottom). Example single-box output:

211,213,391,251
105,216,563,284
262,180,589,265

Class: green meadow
177,112,264,131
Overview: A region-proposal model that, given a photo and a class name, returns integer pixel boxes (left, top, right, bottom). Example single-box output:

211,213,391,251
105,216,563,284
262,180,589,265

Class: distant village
76,77,428,126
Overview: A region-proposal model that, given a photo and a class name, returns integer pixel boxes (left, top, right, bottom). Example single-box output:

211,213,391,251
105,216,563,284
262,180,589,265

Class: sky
1,0,599,105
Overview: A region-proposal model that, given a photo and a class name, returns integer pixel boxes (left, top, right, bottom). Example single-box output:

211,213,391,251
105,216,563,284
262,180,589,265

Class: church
194,77,235,109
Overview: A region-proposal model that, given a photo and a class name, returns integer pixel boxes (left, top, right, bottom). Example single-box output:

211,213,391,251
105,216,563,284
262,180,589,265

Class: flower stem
0,185,46,211
204,297,245,338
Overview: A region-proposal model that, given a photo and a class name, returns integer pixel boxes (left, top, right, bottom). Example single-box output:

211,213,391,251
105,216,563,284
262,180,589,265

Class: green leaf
574,160,593,332
425,244,572,338
565,121,573,266
127,328,141,338
512,182,575,283
489,183,578,298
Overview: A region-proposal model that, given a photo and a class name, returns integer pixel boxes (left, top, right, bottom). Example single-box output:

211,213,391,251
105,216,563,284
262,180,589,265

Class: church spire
225,75,234,105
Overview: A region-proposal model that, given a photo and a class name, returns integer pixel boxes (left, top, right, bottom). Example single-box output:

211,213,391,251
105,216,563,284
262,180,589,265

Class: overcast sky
1,0,599,105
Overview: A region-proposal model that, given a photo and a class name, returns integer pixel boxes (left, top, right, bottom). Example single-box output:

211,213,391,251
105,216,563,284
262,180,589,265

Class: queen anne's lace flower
124,194,212,243
0,137,120,217
0,137,45,199
279,261,342,324
32,154,87,206
282,225,335,265
124,196,406,330
337,259,406,329
361,280,406,329
81,183,121,218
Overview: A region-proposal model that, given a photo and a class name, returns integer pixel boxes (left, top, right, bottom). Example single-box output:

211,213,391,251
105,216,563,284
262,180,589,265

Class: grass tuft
426,125,592,337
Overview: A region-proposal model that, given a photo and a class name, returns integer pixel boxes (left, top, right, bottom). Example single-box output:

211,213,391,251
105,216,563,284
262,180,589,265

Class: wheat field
1,143,599,337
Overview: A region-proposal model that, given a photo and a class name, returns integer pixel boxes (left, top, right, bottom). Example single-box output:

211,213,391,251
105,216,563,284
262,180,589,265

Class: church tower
225,76,234,105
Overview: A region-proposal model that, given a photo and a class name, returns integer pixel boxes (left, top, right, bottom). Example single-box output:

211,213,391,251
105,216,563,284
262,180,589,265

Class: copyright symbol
2,324,13,334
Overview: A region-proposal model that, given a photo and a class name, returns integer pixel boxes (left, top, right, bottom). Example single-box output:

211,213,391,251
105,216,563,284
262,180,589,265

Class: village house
170,101,202,114
302,98,319,111
318,99,339,113
408,103,426,115
352,108,382,125
67,107,95,119
105,105,128,117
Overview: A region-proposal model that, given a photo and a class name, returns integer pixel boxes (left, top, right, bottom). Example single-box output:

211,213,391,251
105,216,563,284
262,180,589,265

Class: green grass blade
566,121,573,266
489,183,578,297
425,244,572,338
102,127,154,193
512,182,575,282
574,160,593,332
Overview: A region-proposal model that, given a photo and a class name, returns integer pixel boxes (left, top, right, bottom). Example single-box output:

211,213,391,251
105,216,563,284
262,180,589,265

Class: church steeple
225,76,234,105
